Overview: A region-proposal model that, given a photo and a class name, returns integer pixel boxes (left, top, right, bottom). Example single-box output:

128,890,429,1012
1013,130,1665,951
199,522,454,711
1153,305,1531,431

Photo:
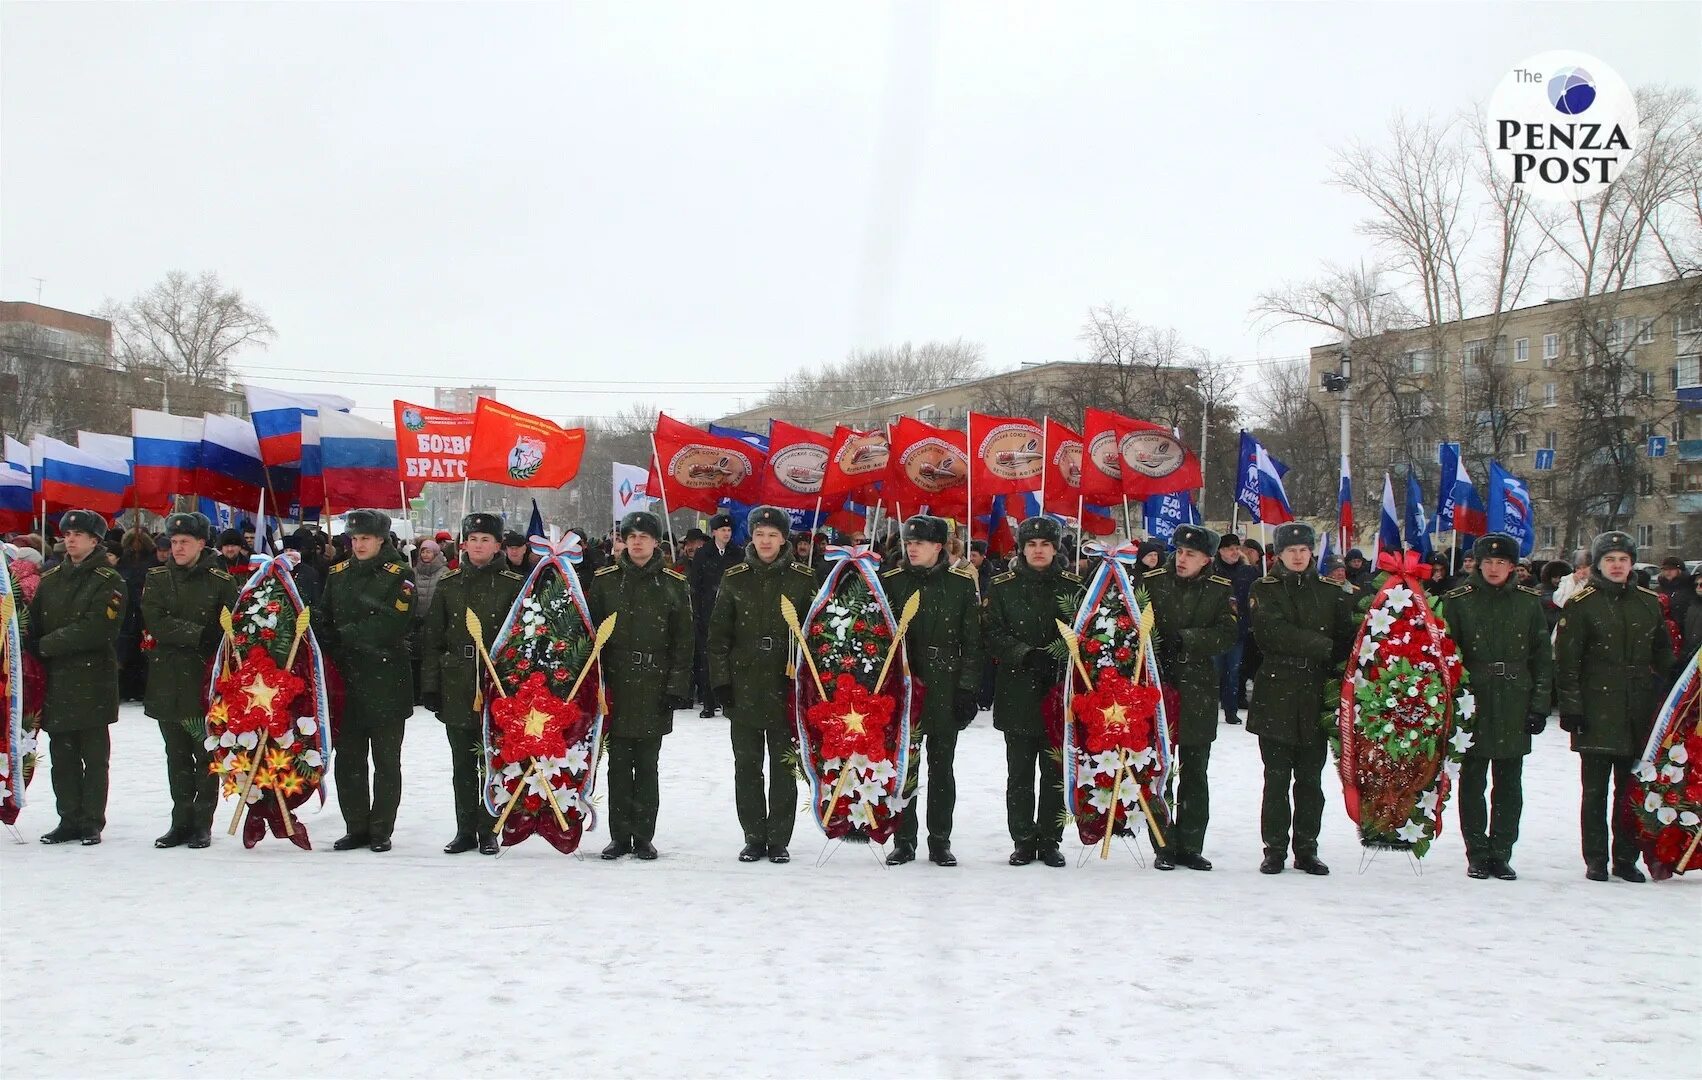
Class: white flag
612,462,653,525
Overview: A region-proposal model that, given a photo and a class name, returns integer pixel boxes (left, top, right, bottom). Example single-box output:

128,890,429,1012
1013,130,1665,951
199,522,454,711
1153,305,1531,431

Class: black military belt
924,646,942,660
627,651,656,666
1486,662,1517,677
755,636,776,651
1275,655,1316,670
462,644,477,660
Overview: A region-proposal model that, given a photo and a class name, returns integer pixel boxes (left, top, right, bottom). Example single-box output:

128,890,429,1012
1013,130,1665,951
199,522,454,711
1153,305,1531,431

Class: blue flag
527,498,545,541
1404,468,1433,559
1486,461,1535,557
1378,473,1401,555
1144,490,1198,545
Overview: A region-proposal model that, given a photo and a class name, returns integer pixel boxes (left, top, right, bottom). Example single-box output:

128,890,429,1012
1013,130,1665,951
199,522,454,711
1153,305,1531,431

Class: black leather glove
717,685,734,710
1559,713,1585,734
664,694,691,713
1022,648,1058,678
1525,711,1547,736
954,689,979,730
420,691,442,714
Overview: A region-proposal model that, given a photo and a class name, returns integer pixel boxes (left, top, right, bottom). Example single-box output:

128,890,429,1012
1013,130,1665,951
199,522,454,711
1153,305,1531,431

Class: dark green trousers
48,727,111,833
1258,737,1327,858
158,720,216,832
335,723,406,839
446,724,494,834
608,736,663,844
1578,753,1639,867
731,721,795,848
1150,741,1212,855
897,727,958,849
1003,732,1063,847
1458,755,1524,863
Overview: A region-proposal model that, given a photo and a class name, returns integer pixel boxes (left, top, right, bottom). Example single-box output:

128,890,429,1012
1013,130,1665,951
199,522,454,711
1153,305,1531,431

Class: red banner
757,420,832,510
1082,407,1131,503
466,398,586,488
820,425,888,502
647,413,766,514
1117,416,1203,498
393,400,474,483
883,416,967,519
968,412,1043,497
1041,417,1085,517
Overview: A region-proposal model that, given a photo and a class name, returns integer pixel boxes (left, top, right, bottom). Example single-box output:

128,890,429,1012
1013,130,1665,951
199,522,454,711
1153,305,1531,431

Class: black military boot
1153,848,1177,870
1008,844,1036,866
601,839,632,860
332,833,371,851
632,840,659,860
369,836,393,853
1489,859,1518,881
1466,859,1490,880
79,831,102,846
1259,852,1285,874
767,846,790,864
738,842,765,863
479,831,501,855
186,828,212,850
699,706,715,719
1177,852,1213,871
928,843,957,867
1584,860,1609,881
1038,845,1066,868
155,827,188,849
886,842,916,865
1611,862,1647,883
1293,853,1330,876
443,832,477,855
39,822,82,845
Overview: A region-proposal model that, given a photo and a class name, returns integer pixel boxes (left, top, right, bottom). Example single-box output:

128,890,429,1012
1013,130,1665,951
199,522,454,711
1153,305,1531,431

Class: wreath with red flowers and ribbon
0,551,37,827
1628,649,1701,878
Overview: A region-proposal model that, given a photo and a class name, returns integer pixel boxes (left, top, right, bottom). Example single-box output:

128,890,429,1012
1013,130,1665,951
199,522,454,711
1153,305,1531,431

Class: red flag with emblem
883,416,967,519
756,420,832,510
819,425,888,503
466,399,586,488
647,413,766,514
967,412,1044,497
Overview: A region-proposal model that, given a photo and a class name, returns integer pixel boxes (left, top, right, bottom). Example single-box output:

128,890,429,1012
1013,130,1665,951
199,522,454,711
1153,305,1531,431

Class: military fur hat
708,512,734,532
1016,516,1062,547
902,514,949,545
163,511,212,542
58,509,108,539
216,528,245,548
1590,530,1636,566
1472,532,1520,563
619,510,663,540
501,530,527,548
1271,522,1316,552
343,509,391,539
461,513,503,541
683,527,710,543
1172,524,1220,557
746,505,791,536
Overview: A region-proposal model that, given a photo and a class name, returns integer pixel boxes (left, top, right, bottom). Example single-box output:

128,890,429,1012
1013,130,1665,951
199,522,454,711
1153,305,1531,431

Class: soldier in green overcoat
586,510,694,861
1142,524,1238,871
28,509,126,845
706,505,817,864
419,512,525,856
880,515,982,867
1440,532,1554,881
983,516,1080,868
1554,531,1676,882
1247,522,1358,876
317,509,416,852
140,511,238,849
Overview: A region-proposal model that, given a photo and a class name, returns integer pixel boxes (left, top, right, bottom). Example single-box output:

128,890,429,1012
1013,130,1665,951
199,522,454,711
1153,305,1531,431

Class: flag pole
647,433,677,554
1121,496,1132,541
964,412,974,547
458,477,470,530
1039,418,1049,513
1231,503,1239,535
808,497,822,561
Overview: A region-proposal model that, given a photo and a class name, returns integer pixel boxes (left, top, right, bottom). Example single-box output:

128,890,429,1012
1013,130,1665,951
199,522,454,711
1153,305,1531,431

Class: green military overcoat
1143,562,1238,745
880,560,982,737
1554,576,1675,758
317,544,417,732
982,556,1080,736
1247,567,1358,748
586,552,694,740
419,559,526,728
1441,574,1554,759
705,549,817,731
29,556,128,732
140,551,239,726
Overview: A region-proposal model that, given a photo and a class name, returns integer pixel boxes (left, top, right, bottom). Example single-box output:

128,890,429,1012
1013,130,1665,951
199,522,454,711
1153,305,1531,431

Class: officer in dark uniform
707,505,817,863
983,516,1080,868
586,510,694,860
420,512,525,855
1555,530,1675,882
1143,524,1238,870
881,515,982,866
318,509,416,852
1247,522,1358,876
1441,532,1554,881
29,509,127,845
690,511,743,718
140,512,238,849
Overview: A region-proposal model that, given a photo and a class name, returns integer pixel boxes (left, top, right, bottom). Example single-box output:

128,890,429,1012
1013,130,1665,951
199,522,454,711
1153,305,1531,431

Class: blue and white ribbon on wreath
480,528,603,826
793,545,915,834
1080,540,1144,563
1,550,25,813
211,553,333,797
1641,648,1700,767
1059,553,1174,820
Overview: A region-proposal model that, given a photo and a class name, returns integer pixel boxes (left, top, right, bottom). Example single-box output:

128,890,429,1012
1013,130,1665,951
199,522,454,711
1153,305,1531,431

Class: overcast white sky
3,2,1698,426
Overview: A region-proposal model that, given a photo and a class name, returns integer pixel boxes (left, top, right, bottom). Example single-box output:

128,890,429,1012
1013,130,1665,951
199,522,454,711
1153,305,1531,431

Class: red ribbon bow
1376,548,1428,578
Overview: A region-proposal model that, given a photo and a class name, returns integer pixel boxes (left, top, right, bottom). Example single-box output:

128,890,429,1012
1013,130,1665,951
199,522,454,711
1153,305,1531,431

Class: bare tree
99,270,276,391
1247,359,1337,515
755,338,985,423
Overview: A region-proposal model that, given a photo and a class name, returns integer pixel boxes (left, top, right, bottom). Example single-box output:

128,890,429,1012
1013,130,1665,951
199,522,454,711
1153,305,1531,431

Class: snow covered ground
3,703,1696,1078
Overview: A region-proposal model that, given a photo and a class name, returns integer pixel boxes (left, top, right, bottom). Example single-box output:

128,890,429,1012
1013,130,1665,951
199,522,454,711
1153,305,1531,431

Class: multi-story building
1308,276,1702,562
435,385,495,414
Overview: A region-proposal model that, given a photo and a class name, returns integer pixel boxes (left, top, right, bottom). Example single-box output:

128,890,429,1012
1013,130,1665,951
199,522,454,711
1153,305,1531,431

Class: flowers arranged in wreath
1629,649,1701,878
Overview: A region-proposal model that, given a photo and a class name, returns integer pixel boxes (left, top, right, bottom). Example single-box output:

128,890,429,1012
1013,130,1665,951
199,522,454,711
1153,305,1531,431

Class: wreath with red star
490,672,586,763
214,646,306,740
805,674,896,762
1069,668,1159,754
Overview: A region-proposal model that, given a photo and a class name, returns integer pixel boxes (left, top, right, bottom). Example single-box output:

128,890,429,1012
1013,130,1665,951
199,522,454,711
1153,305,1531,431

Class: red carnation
1113,646,1132,663
818,643,832,656
1116,616,1133,631
811,623,826,637
838,656,856,670
1083,639,1103,656
863,642,878,656
873,624,890,638
853,620,867,632
1685,781,1702,805
1665,789,1681,806
266,601,281,613
1654,825,1687,865
234,633,249,645
260,628,277,641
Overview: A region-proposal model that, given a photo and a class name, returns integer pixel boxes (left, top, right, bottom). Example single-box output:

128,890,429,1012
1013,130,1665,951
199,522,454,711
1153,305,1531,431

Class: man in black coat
1213,533,1261,725
689,512,743,717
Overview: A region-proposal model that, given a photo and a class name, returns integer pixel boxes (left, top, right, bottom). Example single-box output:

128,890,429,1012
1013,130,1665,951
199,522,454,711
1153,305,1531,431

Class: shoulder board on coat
950,564,976,581
1444,584,1472,599
1143,567,1167,578
881,566,903,578
1208,575,1231,586
1572,585,1595,603
790,562,814,577
441,568,461,580
499,568,523,580
210,568,233,581
722,563,749,577
1062,570,1081,583
40,565,60,578
1517,584,1541,595
147,564,169,575
384,562,404,575
594,564,619,577
1257,575,1277,584
990,570,1015,586
664,566,688,582
95,565,119,579
328,561,348,574
1341,583,1358,595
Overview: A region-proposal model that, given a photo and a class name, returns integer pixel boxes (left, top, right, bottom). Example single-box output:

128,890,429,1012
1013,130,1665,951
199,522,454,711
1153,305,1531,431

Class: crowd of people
5,505,1697,882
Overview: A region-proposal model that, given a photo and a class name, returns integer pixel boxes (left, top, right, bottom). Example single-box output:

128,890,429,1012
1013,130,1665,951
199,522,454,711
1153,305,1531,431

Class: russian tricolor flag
1254,444,1293,525
198,413,266,509
1377,473,1401,556
0,465,31,533
131,410,204,501
1436,443,1487,541
245,386,355,467
38,436,130,516
321,411,412,514
1338,454,1354,543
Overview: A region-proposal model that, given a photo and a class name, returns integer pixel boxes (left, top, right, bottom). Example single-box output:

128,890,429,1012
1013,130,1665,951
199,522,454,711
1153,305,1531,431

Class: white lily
848,799,879,828
1086,786,1115,813
1633,762,1658,783
1645,791,1664,812
219,731,237,748
1384,585,1415,612
1680,811,1699,827
1358,636,1381,664
236,731,259,750
1670,744,1690,765
302,749,324,769
1449,729,1474,755
1443,759,1461,783
1656,806,1678,825
562,747,590,774
1455,692,1477,720
1395,820,1426,843
296,716,317,736
1416,788,1440,815
203,736,219,752
1367,608,1396,637
1662,764,1686,784
867,759,897,785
